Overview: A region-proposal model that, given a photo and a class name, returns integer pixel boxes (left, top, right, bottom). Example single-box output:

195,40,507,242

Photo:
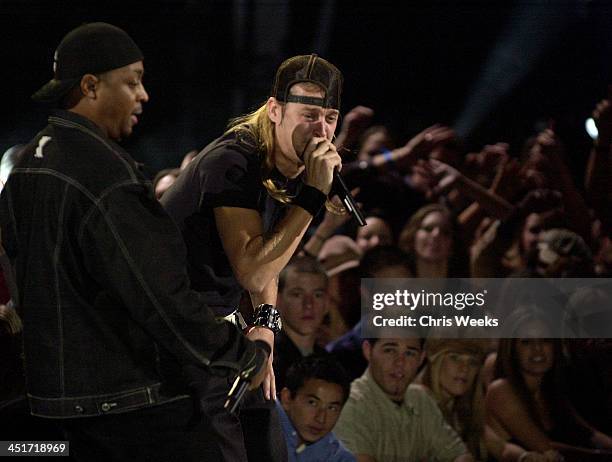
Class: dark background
2,0,612,174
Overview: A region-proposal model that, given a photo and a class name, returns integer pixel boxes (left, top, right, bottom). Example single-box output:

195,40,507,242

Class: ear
279,387,292,411
267,97,282,124
79,74,99,99
362,340,372,363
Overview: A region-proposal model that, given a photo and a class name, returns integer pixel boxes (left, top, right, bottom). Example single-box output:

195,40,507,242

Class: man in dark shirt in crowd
161,54,344,461
274,255,329,390
0,23,270,461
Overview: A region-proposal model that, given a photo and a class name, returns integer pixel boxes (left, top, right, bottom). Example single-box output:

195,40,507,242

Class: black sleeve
197,145,261,210
78,181,266,378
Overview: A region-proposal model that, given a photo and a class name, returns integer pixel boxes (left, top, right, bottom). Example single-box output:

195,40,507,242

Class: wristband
382,149,394,164
293,184,326,217
252,304,282,334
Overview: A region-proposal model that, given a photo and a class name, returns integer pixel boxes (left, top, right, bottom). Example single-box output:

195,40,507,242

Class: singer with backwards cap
161,54,346,461
0,22,272,461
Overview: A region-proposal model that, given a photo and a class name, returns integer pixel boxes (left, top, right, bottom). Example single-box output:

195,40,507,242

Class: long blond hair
225,103,292,203
225,97,344,215
422,348,487,460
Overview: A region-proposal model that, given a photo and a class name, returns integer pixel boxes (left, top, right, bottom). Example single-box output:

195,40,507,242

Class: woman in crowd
419,336,550,461
486,308,612,461
398,203,469,278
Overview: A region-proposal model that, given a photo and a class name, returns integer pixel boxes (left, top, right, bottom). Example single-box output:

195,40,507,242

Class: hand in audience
335,105,374,152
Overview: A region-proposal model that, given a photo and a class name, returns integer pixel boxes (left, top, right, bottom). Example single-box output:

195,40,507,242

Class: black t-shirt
161,129,298,316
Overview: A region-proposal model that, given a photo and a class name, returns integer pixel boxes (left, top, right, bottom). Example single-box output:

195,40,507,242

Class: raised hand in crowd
398,124,456,169
425,158,513,220
359,123,455,173
489,154,522,201
516,188,563,216
334,105,374,153
523,128,592,243
464,142,510,187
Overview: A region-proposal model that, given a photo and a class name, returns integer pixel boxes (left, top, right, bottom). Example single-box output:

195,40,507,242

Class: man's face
521,213,544,255
363,338,424,401
268,83,339,172
94,61,148,140
281,378,344,444
278,268,328,337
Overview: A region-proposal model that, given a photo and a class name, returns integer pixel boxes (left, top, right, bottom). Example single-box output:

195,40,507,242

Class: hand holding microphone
301,137,366,226
302,137,341,195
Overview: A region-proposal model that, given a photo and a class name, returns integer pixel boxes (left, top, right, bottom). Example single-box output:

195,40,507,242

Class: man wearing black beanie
0,22,271,461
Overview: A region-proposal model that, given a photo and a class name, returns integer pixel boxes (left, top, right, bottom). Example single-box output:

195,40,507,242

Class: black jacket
0,111,265,418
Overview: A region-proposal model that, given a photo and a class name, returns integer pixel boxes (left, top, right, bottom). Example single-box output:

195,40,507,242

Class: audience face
520,213,544,255
439,352,480,398
278,268,328,338
281,378,344,444
515,338,554,378
356,216,393,252
363,338,424,401
414,211,452,263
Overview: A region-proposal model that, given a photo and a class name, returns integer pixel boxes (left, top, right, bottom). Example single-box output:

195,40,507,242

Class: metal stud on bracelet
251,304,282,335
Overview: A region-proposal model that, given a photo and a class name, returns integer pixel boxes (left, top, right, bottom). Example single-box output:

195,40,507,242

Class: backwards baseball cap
538,228,592,266
32,22,143,103
271,54,343,110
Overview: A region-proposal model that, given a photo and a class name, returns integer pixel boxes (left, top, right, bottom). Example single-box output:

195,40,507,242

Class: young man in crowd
327,246,413,380
334,336,473,462
274,255,330,390
278,355,355,462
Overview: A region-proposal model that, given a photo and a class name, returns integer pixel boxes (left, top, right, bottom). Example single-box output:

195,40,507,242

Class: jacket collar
49,110,109,140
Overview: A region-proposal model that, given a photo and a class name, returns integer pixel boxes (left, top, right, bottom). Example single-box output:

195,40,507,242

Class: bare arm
215,206,311,293
429,159,514,220
486,379,555,453
216,136,341,293
249,276,278,308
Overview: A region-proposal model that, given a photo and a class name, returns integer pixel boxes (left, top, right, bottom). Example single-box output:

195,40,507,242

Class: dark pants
196,372,288,462
61,397,222,462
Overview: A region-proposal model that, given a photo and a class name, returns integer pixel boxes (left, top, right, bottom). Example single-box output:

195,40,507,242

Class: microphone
295,129,366,226
331,170,366,227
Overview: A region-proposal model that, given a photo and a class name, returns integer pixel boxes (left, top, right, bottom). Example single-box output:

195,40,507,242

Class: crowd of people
0,21,611,462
